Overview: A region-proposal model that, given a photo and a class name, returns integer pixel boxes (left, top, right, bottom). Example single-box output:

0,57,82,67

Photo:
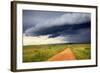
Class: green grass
23,44,91,62
70,44,91,59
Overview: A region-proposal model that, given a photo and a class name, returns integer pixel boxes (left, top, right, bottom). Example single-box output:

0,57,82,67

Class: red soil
48,48,76,61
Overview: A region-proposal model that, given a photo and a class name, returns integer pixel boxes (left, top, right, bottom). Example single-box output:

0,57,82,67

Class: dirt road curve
48,48,76,61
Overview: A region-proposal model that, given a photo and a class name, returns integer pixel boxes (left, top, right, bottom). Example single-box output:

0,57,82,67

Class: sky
23,10,91,45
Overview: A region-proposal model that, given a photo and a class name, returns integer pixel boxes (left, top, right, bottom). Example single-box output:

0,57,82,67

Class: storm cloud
23,10,91,44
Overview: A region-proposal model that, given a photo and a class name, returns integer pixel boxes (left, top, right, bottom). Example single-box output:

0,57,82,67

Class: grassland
23,44,91,62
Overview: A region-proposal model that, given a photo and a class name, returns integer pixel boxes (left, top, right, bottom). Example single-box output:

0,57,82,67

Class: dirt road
48,48,76,61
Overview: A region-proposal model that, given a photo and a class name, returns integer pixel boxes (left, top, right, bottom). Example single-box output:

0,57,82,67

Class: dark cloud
23,10,91,43
62,28,91,43
24,22,90,37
